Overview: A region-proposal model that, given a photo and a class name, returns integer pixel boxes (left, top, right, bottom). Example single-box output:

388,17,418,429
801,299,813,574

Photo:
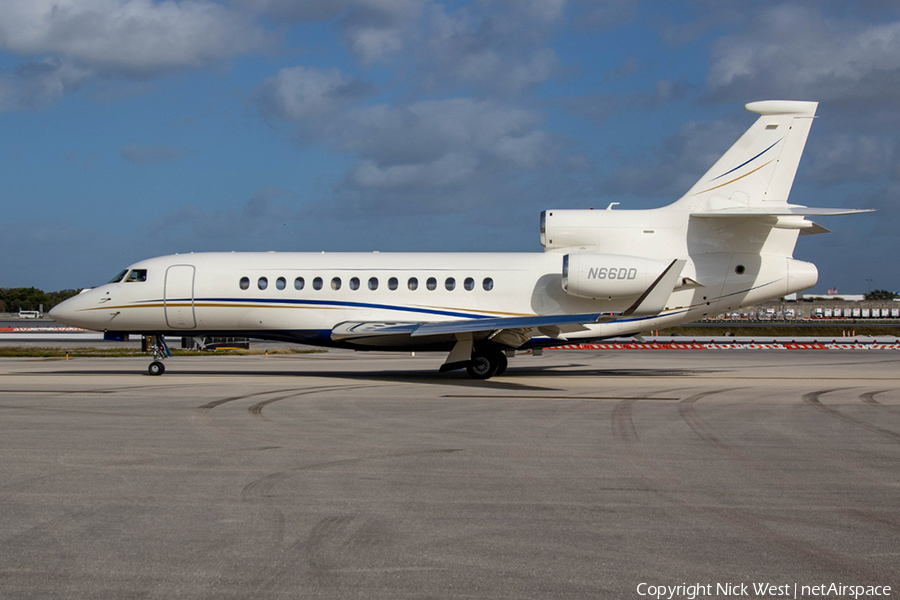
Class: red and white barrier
550,340,900,350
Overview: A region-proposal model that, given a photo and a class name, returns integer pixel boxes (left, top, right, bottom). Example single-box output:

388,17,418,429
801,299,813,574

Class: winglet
622,259,686,317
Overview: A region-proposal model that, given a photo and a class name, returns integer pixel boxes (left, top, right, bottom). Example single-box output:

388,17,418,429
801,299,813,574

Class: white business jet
50,101,870,378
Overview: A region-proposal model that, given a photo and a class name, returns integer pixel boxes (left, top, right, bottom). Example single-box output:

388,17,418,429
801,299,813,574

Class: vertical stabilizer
680,100,818,212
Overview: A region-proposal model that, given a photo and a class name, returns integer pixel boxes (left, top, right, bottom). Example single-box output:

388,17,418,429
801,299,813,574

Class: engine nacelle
562,253,669,300
541,209,653,251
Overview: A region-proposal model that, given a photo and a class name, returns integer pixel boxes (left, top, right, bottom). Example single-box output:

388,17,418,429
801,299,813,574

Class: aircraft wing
332,260,687,346
409,312,615,336
331,312,617,345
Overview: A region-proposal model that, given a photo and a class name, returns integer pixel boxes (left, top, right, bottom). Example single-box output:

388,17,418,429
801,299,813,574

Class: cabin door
164,265,196,329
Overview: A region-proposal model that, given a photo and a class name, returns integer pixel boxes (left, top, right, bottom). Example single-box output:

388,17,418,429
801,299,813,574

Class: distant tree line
865,289,898,301
0,288,80,313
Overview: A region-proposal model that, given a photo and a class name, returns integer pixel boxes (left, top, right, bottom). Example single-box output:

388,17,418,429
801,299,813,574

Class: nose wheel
145,335,171,376
148,361,166,376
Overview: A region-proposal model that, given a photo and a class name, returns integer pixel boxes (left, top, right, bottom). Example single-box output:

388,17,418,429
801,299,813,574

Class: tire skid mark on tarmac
843,508,900,534
611,387,886,580
304,515,357,571
610,399,640,443
250,514,402,595
804,389,900,442
240,449,464,527
611,388,717,446
677,388,743,450
240,471,291,547
212,384,389,548
196,387,310,411
247,384,378,417
233,379,456,554
0,507,96,571
859,389,900,415
239,447,460,562
700,504,886,582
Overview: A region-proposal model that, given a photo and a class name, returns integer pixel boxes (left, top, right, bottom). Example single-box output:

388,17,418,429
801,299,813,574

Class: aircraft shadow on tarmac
45,363,709,391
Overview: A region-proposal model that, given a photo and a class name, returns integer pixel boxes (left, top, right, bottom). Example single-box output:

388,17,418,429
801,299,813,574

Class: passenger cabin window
258,277,268,290
294,277,305,290
368,277,379,291
313,277,323,290
240,277,250,290
109,269,128,284
276,277,286,290
388,277,398,290
350,277,360,290
483,277,494,291
445,277,455,291
464,277,475,291
125,269,147,282
426,277,437,291
408,277,418,291
331,277,342,291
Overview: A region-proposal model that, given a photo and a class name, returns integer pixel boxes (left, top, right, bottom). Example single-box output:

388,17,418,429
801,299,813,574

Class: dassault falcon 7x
51,101,870,378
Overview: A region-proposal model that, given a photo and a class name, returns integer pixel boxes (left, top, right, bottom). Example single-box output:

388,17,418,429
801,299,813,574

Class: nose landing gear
145,335,171,376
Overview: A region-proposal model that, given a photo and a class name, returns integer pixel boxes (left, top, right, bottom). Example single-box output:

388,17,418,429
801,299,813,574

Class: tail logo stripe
708,137,782,182
694,159,775,196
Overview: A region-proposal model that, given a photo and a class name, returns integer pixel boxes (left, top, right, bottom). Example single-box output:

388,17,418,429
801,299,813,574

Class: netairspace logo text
636,582,892,599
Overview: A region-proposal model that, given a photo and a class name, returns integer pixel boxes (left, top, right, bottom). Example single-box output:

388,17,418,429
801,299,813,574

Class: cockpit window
125,269,147,282
109,269,128,283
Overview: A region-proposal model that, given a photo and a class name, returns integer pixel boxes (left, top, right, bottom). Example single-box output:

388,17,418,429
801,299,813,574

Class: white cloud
349,153,479,189
255,66,370,122
0,58,91,110
570,0,639,32
421,3,561,93
326,99,558,213
254,77,560,213
230,0,354,22
151,187,304,244
0,0,266,76
338,0,424,64
803,133,899,185
707,4,900,106
340,99,554,170
599,118,745,199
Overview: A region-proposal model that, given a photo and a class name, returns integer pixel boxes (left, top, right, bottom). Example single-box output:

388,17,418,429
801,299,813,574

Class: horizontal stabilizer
692,206,873,217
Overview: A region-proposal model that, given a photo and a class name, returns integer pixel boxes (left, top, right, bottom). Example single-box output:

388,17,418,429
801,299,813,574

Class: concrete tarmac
1,349,899,599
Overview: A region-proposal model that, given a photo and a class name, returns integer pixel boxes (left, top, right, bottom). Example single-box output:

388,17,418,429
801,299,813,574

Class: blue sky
1,0,898,294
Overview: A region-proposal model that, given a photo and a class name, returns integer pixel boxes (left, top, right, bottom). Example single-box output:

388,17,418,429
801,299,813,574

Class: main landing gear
145,334,172,376
465,348,508,380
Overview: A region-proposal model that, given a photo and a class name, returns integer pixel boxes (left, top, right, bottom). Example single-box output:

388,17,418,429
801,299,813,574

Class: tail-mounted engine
541,208,654,251
562,253,668,300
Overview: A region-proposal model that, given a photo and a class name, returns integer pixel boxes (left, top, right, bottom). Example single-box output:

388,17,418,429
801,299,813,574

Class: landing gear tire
148,361,165,376
495,352,508,376
466,350,504,380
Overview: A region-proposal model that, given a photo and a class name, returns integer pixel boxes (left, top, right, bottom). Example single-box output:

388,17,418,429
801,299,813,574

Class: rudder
680,100,818,211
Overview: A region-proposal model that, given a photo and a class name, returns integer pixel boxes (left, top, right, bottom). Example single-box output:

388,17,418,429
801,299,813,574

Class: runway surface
2,350,899,599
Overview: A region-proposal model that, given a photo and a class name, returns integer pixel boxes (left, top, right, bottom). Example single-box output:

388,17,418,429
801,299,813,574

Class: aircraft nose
49,290,98,329
49,296,77,325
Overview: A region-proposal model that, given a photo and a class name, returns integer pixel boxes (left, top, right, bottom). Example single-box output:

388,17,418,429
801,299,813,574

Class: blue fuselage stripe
188,297,494,320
